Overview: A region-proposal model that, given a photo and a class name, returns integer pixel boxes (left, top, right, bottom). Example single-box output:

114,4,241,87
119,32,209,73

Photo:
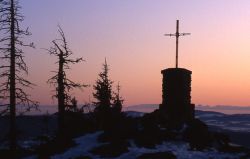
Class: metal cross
165,20,190,68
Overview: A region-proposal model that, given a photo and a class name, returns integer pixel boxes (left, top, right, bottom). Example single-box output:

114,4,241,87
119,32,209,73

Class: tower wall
160,68,194,126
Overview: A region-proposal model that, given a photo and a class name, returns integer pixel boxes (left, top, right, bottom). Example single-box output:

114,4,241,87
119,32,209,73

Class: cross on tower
165,20,190,68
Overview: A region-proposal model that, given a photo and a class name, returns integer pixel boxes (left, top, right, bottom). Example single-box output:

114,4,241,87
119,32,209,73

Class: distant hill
123,104,158,113
17,104,250,115
196,105,250,114
124,104,250,115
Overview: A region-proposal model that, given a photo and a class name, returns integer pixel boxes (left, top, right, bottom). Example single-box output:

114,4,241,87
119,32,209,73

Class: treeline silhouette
0,0,125,157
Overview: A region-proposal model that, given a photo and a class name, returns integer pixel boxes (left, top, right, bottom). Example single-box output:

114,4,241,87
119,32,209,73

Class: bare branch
0,0,38,128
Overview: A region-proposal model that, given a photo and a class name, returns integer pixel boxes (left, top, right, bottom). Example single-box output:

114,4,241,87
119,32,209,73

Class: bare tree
47,26,87,135
0,0,37,150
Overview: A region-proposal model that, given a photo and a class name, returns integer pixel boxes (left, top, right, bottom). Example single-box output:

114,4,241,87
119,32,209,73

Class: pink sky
15,0,250,106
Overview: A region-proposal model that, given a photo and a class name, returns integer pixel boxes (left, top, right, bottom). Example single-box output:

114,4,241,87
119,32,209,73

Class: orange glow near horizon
13,0,250,107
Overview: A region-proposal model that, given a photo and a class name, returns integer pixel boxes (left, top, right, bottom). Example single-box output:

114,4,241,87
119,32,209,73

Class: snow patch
124,111,145,118
124,141,243,159
51,131,104,159
196,113,225,118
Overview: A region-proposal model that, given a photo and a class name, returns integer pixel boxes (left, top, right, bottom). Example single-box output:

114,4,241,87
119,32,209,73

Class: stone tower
159,68,195,127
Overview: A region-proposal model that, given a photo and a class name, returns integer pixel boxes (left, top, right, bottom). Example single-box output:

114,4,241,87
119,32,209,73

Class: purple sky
9,0,250,106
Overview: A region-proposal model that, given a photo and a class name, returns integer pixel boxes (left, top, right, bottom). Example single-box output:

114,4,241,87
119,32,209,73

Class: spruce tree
93,58,113,112
93,59,125,129
112,82,123,113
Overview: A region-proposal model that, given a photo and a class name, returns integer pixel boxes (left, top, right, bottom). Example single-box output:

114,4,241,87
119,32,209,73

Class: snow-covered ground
23,131,245,159
2,105,250,158
196,111,250,133
51,132,104,159
124,111,145,118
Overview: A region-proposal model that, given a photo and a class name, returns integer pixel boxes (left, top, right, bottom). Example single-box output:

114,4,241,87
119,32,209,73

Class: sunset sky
17,0,250,106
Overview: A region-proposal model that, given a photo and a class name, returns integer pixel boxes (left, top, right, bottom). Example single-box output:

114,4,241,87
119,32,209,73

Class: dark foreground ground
1,110,250,148
1,110,250,159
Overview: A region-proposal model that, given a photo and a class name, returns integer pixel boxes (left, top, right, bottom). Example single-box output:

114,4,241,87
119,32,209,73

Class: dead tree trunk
58,52,65,134
9,0,17,150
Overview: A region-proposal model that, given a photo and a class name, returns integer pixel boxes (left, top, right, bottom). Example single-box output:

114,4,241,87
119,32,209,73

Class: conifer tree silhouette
93,58,113,113
47,26,86,135
112,82,123,113
66,96,77,112
0,0,37,150
93,59,124,129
